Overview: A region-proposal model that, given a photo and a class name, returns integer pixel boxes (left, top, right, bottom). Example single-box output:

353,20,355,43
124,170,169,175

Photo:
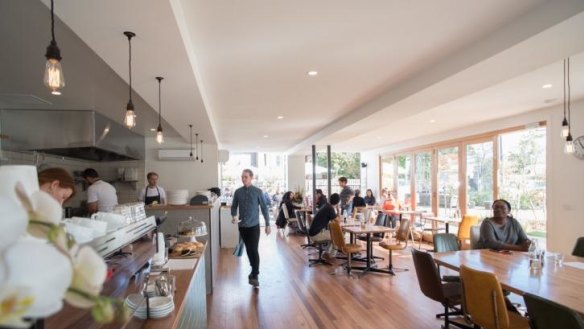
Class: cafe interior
1,0,583,328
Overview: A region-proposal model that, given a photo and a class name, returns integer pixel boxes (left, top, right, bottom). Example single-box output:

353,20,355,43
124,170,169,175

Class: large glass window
396,155,412,208
466,141,493,219
415,152,432,213
498,127,546,244
380,156,395,195
437,147,459,217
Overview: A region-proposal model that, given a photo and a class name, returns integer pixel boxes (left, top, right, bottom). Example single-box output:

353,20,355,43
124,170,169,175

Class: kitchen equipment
91,212,127,232
189,195,209,205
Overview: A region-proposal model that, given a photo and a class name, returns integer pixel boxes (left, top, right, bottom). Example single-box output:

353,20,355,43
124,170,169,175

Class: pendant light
200,139,204,163
561,59,570,138
189,124,194,159
564,58,575,154
43,0,65,95
195,133,199,160
123,31,137,129
155,76,164,144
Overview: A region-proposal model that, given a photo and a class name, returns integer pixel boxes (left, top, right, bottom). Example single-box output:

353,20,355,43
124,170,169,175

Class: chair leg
388,248,409,273
347,252,352,276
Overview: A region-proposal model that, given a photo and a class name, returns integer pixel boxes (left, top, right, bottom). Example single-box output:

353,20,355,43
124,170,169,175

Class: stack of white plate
167,190,189,205
125,294,174,319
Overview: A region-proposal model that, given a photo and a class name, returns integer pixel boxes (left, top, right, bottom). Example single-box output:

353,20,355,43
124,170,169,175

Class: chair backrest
572,237,584,257
411,248,446,303
329,221,346,252
433,233,459,252
457,214,479,241
395,218,410,243
296,210,308,234
375,212,387,226
523,293,584,329
352,206,366,218
281,203,290,219
469,225,481,250
460,265,509,329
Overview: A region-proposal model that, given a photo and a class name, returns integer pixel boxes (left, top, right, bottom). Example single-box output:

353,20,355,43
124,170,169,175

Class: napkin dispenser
189,195,209,205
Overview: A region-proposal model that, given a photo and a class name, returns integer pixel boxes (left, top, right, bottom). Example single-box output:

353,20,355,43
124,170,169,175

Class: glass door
466,141,493,219
414,151,432,213
437,146,459,217
396,154,412,208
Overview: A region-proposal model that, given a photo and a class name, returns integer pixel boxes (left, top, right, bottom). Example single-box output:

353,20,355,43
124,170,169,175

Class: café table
432,249,584,315
342,224,395,276
421,215,462,234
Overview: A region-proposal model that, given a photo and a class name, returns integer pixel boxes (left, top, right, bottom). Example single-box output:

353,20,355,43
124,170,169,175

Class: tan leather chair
460,265,529,329
379,218,410,273
329,221,361,276
457,215,479,249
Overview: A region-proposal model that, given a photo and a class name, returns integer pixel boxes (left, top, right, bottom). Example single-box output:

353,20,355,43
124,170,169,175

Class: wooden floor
207,229,453,329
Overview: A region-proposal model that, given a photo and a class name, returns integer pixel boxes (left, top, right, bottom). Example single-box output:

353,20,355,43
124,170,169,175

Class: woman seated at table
477,199,531,251
315,189,327,211
382,192,400,228
275,191,301,231
352,189,366,208
363,189,376,206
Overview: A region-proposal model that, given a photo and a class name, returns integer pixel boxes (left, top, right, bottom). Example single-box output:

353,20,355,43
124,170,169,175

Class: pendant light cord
563,59,567,121
158,78,162,124
128,36,133,102
50,0,56,42
189,125,193,157
567,58,571,132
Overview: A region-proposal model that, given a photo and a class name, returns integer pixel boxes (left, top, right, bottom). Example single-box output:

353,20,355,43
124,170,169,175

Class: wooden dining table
422,215,462,234
433,249,584,315
342,224,395,276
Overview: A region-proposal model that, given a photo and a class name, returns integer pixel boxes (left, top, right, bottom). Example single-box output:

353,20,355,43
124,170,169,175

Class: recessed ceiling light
277,115,284,119
263,135,268,138
307,70,318,76
542,84,553,89
429,119,436,123
150,128,156,131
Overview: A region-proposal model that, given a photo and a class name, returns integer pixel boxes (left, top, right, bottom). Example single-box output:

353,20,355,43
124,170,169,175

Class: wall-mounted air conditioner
158,149,195,161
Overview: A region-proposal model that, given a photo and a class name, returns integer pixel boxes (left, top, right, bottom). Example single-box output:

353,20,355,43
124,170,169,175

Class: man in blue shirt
231,169,271,287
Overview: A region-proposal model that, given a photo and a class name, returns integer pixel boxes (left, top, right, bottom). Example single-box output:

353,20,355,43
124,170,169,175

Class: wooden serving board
169,252,202,259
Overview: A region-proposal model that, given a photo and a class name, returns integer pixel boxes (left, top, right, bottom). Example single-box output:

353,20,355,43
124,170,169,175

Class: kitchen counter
146,199,220,294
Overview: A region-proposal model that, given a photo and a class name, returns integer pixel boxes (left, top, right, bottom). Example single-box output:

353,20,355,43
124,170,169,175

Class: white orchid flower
15,183,63,239
0,197,28,251
0,287,34,328
0,165,39,204
0,239,72,317
65,246,107,308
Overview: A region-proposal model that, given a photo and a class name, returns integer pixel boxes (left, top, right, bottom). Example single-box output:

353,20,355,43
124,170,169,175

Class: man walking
231,169,271,287
338,176,354,217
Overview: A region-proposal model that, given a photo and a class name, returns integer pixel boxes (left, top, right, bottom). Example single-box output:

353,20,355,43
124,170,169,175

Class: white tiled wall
0,150,145,208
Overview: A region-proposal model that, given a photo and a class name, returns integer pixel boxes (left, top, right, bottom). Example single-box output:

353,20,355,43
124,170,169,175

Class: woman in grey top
477,199,531,251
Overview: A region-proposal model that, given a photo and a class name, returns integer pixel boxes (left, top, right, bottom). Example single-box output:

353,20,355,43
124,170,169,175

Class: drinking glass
554,253,564,267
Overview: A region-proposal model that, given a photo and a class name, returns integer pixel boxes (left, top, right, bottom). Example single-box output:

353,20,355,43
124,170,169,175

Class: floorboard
207,229,454,329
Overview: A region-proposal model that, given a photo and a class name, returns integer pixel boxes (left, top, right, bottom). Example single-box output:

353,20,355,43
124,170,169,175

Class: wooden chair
469,225,481,250
460,265,529,329
329,221,361,276
572,237,584,257
351,206,366,219
523,293,584,329
379,218,410,273
411,248,471,329
457,215,479,249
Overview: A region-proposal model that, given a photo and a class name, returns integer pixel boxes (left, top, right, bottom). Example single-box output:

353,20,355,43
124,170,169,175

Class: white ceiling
43,0,584,154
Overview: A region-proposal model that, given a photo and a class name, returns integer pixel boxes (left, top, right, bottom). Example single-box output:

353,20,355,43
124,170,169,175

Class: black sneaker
248,274,259,287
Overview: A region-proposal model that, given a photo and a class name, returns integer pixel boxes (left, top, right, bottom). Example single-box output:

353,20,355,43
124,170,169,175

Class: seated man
315,189,327,211
309,193,341,258
477,199,531,251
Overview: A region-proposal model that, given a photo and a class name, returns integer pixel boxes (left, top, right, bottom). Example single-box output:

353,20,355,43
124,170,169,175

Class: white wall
287,155,306,192
144,137,219,198
363,101,584,254
360,152,381,198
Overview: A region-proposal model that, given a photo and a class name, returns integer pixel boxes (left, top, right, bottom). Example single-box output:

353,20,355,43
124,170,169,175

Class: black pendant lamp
156,77,164,144
564,58,574,154
123,31,137,129
561,59,570,138
200,139,204,163
195,133,199,160
43,0,65,95
189,124,194,159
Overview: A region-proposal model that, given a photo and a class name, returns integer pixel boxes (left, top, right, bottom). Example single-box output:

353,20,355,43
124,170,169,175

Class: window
381,156,395,195
466,141,494,219
437,146,459,217
415,151,432,213
397,155,412,207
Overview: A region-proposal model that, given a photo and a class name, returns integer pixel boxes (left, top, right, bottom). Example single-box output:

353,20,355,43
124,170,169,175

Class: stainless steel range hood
0,109,144,161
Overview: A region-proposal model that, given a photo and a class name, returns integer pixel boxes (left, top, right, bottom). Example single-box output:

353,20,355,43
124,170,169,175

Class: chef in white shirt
82,168,118,214
139,172,167,205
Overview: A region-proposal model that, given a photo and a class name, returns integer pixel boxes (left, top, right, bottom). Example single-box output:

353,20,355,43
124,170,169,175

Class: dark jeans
239,225,261,276
388,215,398,228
